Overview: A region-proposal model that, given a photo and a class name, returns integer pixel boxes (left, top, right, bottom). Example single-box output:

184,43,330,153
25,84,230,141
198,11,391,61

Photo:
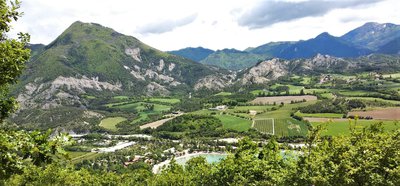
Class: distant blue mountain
341,22,400,51
277,32,371,59
168,47,214,62
378,37,400,55
170,22,400,70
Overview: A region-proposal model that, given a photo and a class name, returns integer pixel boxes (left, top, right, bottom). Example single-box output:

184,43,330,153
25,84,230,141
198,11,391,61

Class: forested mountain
378,37,400,54
11,21,231,131
15,21,226,108
277,32,370,59
171,22,400,70
341,22,400,50
199,49,266,70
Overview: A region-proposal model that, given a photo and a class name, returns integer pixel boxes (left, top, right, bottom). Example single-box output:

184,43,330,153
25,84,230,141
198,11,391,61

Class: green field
149,98,180,104
311,120,400,136
215,114,252,131
250,90,267,95
214,92,232,96
229,105,274,112
383,73,400,78
301,77,311,84
270,84,305,94
320,92,335,99
110,102,171,112
99,117,127,130
304,88,330,94
113,96,129,100
346,97,400,105
338,90,373,96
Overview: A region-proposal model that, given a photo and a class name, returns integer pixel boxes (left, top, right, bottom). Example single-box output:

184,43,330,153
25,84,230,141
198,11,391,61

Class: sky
9,0,400,51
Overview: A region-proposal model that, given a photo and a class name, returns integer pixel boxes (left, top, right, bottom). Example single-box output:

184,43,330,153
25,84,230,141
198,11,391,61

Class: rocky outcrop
194,74,236,91
125,47,142,62
146,82,169,96
17,76,121,109
240,58,289,84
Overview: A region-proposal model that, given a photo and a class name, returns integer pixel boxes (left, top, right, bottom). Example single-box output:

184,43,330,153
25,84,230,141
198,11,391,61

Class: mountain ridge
171,22,400,70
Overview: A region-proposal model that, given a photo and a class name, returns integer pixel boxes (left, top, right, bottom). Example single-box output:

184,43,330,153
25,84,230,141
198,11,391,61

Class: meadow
99,117,127,131
311,120,399,136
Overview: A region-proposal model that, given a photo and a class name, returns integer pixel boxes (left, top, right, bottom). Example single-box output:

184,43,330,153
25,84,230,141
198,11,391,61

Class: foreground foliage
2,123,399,185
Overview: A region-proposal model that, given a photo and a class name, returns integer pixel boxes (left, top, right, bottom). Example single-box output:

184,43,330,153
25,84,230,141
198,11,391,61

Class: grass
189,109,252,131
320,93,335,99
215,114,252,131
270,84,305,94
113,96,129,100
110,102,171,112
99,117,127,130
338,90,373,96
311,120,400,136
229,105,274,112
383,73,400,78
301,77,311,84
346,97,400,105
251,90,267,95
304,88,330,94
68,151,91,159
149,98,180,104
215,92,232,96
295,111,343,118
70,152,100,163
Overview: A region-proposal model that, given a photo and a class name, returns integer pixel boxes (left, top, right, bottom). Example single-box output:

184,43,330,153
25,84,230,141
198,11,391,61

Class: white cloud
8,0,400,51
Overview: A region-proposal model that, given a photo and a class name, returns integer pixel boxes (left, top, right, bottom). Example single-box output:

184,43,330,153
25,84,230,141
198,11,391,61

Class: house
209,105,228,111
249,110,257,116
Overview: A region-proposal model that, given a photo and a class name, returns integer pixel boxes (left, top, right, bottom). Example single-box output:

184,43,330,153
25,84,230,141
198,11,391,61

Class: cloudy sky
10,0,400,51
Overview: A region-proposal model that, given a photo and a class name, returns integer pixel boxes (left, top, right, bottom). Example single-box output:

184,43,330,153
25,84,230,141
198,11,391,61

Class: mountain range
10,21,400,131
170,22,400,70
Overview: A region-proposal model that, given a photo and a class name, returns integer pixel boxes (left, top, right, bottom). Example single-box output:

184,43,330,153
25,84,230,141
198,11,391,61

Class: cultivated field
311,120,400,136
253,118,274,134
251,95,317,104
348,107,400,120
253,118,308,136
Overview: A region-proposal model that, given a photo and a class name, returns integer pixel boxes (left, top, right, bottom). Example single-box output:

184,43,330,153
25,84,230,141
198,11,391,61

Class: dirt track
303,117,348,122
140,113,183,129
